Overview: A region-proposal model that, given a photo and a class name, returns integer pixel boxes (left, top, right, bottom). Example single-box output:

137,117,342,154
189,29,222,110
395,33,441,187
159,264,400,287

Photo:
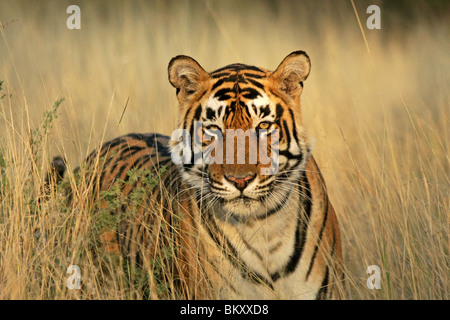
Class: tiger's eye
258,122,271,130
207,125,220,131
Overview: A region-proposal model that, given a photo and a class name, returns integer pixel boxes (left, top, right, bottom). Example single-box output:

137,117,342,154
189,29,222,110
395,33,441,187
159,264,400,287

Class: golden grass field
0,0,448,299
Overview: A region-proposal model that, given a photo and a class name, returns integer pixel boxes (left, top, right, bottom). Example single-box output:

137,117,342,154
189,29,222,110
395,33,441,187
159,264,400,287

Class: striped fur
50,51,344,299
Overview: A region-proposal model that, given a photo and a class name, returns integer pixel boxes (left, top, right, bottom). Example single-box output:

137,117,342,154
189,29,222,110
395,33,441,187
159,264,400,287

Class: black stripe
214,88,232,98
301,172,313,220
211,72,231,78
126,133,148,141
259,104,271,118
197,89,207,101
85,137,122,166
99,137,126,153
116,162,130,180
211,185,228,192
211,78,225,91
211,64,264,74
217,106,223,118
193,104,203,121
288,157,304,171
240,238,264,263
327,229,337,300
305,196,329,280
200,209,273,290
284,219,303,275
271,172,312,281
210,66,234,74
270,218,301,281
243,73,264,79
182,114,188,131
209,176,223,186
221,73,238,83
241,88,261,100
185,112,198,168
239,65,264,72
256,188,292,219
99,149,120,172
246,78,265,90
107,147,139,175
205,108,215,120
108,156,125,178
118,146,145,159
122,154,157,184
276,104,284,119
278,149,297,160
288,109,300,146
282,119,291,148
156,157,172,169
257,174,272,185
315,266,329,300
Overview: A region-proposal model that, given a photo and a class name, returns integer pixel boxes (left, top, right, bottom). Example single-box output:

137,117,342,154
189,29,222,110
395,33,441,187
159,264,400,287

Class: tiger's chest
196,194,316,299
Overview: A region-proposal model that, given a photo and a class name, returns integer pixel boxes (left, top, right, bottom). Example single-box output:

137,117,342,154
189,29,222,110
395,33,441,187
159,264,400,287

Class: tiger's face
169,51,312,219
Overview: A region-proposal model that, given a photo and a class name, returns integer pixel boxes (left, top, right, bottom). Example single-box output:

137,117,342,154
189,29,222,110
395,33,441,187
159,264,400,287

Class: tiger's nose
225,174,256,191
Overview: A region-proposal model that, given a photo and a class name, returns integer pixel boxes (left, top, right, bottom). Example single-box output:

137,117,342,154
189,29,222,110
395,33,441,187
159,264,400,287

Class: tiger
47,51,344,300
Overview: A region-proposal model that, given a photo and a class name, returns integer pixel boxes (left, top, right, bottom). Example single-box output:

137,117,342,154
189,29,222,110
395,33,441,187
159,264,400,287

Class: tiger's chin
215,194,274,221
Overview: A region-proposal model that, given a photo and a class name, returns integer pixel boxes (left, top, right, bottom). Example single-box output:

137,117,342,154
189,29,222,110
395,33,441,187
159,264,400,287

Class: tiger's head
168,51,312,220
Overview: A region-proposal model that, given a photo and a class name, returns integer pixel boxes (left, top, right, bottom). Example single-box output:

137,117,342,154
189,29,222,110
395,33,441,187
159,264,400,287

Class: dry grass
0,0,448,299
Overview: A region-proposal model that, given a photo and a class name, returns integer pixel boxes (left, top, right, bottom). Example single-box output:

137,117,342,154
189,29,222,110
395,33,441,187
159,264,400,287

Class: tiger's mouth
226,195,259,205
206,177,286,218
212,190,263,206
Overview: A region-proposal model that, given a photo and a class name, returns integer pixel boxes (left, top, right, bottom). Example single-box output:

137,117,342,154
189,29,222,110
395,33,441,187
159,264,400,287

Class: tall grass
0,0,448,299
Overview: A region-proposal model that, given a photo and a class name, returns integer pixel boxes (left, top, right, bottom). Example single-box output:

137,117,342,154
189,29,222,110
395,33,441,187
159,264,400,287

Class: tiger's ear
270,51,311,101
168,55,210,104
